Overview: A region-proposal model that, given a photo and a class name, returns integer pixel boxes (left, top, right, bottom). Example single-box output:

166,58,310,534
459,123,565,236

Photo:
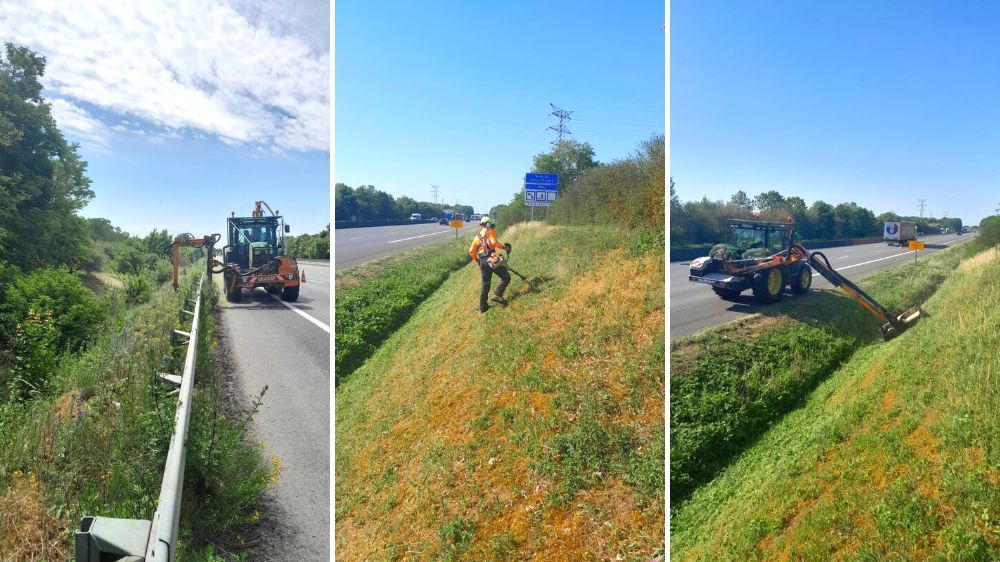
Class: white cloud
0,0,329,153
48,98,112,151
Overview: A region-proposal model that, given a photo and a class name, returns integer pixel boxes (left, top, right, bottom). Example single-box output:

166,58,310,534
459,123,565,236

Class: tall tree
0,43,94,270
729,190,752,212
531,139,599,193
753,190,786,213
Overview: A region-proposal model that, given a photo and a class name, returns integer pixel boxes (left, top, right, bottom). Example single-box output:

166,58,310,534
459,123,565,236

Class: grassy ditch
671,241,975,506
0,271,268,560
335,236,472,385
336,223,664,561
672,243,1000,559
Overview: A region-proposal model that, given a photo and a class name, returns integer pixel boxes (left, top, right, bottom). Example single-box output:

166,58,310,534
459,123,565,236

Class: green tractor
222,201,300,302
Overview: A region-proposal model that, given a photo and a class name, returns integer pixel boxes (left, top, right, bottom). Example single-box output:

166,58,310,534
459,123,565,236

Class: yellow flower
260,442,267,449
12,470,23,479
251,510,260,522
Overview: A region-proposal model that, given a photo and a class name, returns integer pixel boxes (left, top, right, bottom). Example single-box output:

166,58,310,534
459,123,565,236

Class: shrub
2,267,105,352
8,308,59,400
123,274,152,306
978,215,1000,248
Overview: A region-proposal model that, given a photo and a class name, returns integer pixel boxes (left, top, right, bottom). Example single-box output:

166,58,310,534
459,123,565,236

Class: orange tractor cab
221,201,300,302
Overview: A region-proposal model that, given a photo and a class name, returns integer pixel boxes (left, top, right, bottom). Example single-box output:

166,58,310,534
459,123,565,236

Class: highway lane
671,233,973,339
215,262,330,561
335,222,481,270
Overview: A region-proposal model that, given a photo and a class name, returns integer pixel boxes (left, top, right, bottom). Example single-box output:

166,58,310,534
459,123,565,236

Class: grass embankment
336,223,664,561
671,242,1000,559
671,243,972,507
336,237,470,385
0,272,269,560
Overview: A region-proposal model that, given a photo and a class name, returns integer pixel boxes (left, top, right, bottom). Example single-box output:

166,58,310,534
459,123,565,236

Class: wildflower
251,510,260,522
12,470,23,479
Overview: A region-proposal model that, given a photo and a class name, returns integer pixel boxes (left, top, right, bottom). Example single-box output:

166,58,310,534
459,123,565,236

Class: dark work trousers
480,262,511,312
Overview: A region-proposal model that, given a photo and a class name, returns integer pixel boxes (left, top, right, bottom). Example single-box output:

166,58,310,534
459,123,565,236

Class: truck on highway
884,221,917,247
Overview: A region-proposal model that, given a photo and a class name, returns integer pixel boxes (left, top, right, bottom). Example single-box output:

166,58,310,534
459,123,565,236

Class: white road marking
387,230,450,243
309,280,328,285
387,226,476,244
268,293,331,333
835,251,914,270
831,238,959,271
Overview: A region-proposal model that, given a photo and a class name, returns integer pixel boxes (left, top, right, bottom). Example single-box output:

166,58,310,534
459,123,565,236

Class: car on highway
439,218,449,225
430,217,438,222
410,213,422,221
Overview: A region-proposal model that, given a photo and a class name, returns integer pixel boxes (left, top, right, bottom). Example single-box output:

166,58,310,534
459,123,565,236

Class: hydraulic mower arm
790,244,922,340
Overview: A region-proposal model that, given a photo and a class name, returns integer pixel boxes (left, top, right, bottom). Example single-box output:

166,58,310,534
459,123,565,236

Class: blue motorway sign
525,173,559,184
524,173,559,207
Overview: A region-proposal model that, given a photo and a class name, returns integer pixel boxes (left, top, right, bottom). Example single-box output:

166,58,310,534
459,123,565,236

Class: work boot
490,294,507,305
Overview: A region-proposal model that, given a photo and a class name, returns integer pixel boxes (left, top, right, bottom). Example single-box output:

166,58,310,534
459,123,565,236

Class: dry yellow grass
337,224,664,560
0,475,68,561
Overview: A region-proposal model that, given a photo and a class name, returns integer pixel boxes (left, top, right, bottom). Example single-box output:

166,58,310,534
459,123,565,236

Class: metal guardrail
76,274,206,562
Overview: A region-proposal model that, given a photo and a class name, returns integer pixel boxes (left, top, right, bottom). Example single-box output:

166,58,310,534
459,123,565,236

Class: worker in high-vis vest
468,215,511,313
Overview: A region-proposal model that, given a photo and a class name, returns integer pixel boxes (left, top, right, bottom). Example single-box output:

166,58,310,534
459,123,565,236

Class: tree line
490,135,665,232
286,224,330,259
336,183,474,222
670,184,963,246
0,43,197,399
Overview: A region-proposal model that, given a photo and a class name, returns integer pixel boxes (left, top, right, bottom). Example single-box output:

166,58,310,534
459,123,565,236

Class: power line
917,199,927,218
431,184,440,205
548,103,573,146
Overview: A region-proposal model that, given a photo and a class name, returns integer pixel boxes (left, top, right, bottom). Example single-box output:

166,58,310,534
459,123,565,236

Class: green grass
335,236,471,384
670,242,975,507
336,224,664,560
672,242,1000,559
0,271,268,559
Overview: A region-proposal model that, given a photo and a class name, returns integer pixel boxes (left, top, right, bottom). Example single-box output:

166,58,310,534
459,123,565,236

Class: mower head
880,306,923,340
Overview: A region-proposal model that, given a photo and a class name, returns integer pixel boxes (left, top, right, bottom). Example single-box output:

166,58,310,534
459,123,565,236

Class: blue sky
673,1,1000,226
1,1,330,237
335,0,665,215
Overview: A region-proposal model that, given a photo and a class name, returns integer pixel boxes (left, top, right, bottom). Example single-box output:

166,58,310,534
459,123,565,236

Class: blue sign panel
525,173,559,184
524,173,558,207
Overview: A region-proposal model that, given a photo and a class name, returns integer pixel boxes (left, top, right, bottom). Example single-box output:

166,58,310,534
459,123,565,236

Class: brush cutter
487,246,532,289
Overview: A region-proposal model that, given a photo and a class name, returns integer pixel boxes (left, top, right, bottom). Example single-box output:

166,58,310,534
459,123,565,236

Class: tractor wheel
752,268,784,303
712,287,741,300
266,285,281,295
224,272,241,303
791,265,812,294
281,284,300,302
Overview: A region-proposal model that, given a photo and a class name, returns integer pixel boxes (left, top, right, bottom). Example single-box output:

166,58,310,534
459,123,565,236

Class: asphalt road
335,222,481,270
671,233,973,339
216,261,330,560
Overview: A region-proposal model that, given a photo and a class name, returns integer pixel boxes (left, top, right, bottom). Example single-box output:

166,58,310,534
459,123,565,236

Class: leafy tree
0,43,95,271
729,190,752,211
753,190,786,213
335,183,357,220
531,139,600,193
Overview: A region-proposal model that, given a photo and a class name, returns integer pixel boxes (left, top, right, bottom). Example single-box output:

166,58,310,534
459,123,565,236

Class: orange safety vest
468,227,504,261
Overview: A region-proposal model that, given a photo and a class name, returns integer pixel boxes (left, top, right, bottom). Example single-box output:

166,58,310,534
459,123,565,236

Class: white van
409,213,422,221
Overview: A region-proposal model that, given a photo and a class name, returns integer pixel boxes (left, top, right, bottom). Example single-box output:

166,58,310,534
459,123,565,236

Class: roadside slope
672,245,1000,559
336,223,665,561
